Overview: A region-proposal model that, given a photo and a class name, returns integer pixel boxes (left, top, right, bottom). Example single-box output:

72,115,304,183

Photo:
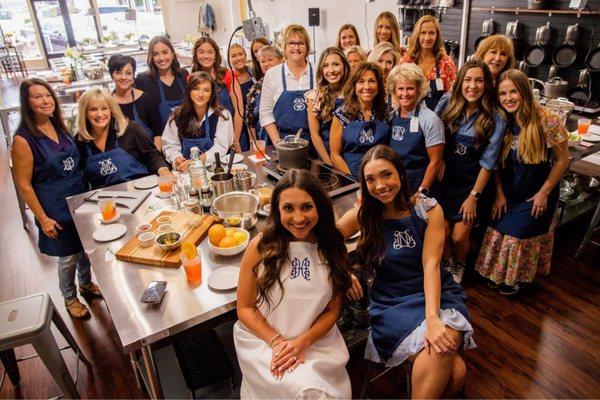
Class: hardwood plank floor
0,109,598,398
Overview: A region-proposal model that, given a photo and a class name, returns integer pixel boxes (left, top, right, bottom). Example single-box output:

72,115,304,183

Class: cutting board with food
115,211,216,268
75,190,151,214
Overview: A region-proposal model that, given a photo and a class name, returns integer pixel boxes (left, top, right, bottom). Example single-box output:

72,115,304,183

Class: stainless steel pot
210,191,260,229
210,173,235,197
543,77,569,99
275,136,309,169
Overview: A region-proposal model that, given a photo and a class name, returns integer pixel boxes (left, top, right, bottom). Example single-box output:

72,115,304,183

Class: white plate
134,175,158,190
155,192,171,199
208,266,240,290
582,134,600,143
220,153,244,165
257,204,271,217
93,224,127,242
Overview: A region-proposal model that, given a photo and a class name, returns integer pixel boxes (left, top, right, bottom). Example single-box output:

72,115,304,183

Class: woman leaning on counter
76,87,170,189
12,78,101,319
475,69,569,295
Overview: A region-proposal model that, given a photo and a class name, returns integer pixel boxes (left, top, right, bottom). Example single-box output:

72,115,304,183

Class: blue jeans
58,250,92,300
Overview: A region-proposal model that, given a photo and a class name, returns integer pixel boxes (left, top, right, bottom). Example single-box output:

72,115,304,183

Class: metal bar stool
0,293,91,398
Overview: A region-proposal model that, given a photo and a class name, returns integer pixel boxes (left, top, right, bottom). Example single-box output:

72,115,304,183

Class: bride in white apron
234,169,352,399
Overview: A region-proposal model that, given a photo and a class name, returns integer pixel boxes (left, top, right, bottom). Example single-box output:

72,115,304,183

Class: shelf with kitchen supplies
472,6,600,17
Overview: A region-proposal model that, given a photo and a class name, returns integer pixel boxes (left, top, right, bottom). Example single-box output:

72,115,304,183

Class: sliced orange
182,242,197,259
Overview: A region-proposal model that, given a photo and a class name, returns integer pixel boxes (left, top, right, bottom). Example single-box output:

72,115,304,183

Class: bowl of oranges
207,223,250,256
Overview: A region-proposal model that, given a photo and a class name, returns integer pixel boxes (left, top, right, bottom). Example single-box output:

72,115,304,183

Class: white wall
162,0,399,56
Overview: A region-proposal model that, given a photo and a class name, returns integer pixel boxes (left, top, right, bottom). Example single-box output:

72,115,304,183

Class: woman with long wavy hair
373,11,402,55
399,15,457,111
475,69,569,295
234,169,352,399
437,59,506,283
305,47,350,164
330,62,390,178
162,72,233,171
338,145,474,398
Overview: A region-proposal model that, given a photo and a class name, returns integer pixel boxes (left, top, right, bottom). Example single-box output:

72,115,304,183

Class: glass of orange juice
158,175,174,194
578,118,591,135
98,199,117,222
180,253,202,284
252,140,266,159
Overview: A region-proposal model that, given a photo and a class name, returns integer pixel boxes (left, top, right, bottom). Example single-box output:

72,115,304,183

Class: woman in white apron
234,169,352,399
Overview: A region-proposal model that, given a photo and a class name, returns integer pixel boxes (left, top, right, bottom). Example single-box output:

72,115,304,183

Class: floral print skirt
475,220,556,286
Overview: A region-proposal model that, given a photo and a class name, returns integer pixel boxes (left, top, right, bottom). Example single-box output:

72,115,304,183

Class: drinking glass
180,253,202,284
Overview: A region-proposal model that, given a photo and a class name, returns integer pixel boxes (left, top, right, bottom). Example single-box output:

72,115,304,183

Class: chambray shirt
390,102,445,147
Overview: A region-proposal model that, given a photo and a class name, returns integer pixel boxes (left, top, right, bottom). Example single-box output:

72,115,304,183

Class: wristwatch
470,189,481,199
418,186,429,196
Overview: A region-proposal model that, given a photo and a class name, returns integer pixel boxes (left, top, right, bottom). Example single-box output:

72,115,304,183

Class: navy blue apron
83,137,149,189
157,76,186,127
31,132,87,257
216,82,235,116
238,78,254,152
252,91,267,143
389,104,429,194
492,125,558,239
273,63,314,142
319,97,344,155
440,132,483,221
342,117,390,179
130,89,154,141
370,211,470,361
424,64,444,111
180,112,218,159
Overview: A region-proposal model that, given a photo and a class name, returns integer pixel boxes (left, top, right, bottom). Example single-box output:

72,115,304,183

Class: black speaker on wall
308,8,320,27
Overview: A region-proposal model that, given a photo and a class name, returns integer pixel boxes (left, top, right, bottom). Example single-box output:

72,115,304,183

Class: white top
233,241,351,399
161,107,233,165
259,62,315,128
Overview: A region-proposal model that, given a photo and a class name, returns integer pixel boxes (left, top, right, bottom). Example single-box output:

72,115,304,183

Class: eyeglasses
287,41,306,48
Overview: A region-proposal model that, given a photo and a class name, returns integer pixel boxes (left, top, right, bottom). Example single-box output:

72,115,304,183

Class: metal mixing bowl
210,191,260,229
155,231,182,251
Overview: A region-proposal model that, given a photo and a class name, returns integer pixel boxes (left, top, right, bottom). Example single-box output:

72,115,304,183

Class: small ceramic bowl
136,223,152,237
156,215,172,225
157,223,174,233
138,232,155,247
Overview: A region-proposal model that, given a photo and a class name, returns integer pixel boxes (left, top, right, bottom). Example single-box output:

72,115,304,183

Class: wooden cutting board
115,211,216,268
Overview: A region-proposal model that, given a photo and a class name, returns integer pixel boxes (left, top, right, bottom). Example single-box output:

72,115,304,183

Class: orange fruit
182,242,197,259
225,228,234,237
233,231,246,245
219,236,237,248
208,224,226,245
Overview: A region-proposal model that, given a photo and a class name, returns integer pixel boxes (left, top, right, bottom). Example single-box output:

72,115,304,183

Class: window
96,0,165,43
0,0,42,59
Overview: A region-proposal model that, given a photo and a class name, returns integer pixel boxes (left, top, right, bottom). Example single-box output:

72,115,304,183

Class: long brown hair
336,24,361,49
191,37,226,83
441,59,498,147
250,37,270,81
18,78,67,137
374,11,401,51
256,169,351,313
313,47,350,122
406,15,447,63
498,69,548,165
145,36,183,79
356,145,413,269
341,62,388,121
170,72,228,139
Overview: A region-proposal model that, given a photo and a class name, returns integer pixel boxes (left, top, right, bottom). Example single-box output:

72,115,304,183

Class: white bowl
157,223,174,233
138,232,155,247
136,223,152,237
208,228,250,256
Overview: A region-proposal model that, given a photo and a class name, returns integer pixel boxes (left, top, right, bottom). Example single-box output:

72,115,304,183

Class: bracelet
268,333,282,348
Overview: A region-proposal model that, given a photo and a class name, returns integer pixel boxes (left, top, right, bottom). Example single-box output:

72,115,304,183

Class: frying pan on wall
585,41,600,72
524,23,551,68
566,69,591,106
474,19,495,51
552,24,579,68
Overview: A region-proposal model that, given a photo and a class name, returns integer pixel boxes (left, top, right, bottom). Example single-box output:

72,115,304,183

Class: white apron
234,241,352,399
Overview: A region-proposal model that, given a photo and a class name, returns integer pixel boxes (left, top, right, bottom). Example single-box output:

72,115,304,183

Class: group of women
12,10,570,399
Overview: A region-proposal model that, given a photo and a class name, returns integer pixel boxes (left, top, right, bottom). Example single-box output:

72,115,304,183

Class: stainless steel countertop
66,152,358,354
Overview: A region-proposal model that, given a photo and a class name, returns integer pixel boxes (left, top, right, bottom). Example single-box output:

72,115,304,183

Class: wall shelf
472,7,600,17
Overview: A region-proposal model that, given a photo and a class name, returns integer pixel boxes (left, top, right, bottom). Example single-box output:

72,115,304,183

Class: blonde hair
474,35,515,79
498,69,548,165
344,45,367,62
406,15,446,63
367,42,400,65
76,86,128,141
374,12,401,51
387,63,430,101
283,24,311,61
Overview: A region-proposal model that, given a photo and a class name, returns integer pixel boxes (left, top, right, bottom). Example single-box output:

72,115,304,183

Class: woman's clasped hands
270,337,308,380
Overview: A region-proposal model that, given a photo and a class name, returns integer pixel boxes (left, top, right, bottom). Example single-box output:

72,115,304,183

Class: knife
98,193,138,199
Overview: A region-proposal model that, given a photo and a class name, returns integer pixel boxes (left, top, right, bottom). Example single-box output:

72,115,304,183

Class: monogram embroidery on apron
454,143,467,156
99,159,118,176
392,125,405,141
62,157,74,171
359,127,375,143
510,135,518,151
393,229,416,249
290,257,311,281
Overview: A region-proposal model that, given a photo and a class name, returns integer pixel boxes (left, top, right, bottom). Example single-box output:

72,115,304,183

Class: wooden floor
1,88,599,397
